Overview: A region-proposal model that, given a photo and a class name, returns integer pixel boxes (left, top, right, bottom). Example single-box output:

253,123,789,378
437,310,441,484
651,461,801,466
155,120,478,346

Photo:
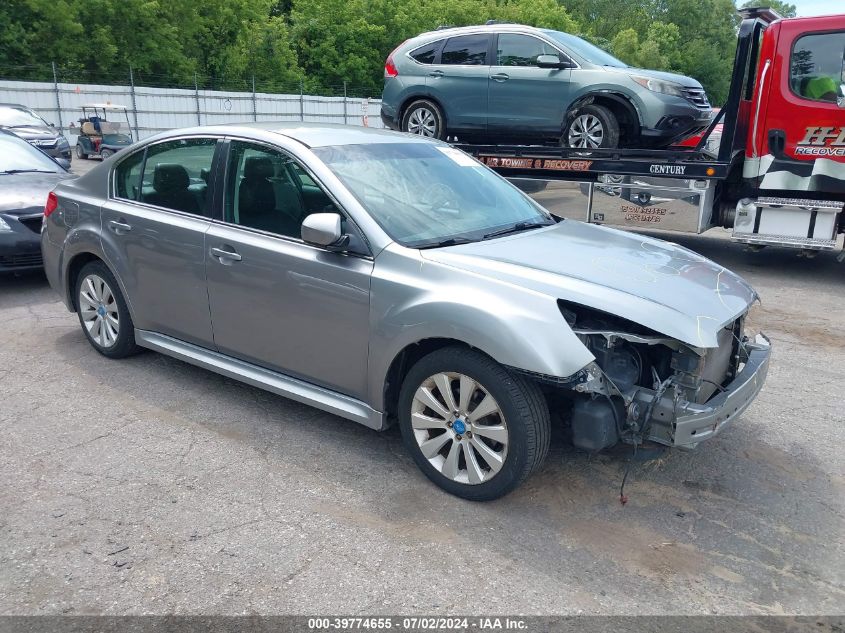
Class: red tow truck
457,8,845,255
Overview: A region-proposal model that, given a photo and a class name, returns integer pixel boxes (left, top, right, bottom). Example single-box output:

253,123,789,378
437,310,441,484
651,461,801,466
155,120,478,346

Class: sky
792,0,841,16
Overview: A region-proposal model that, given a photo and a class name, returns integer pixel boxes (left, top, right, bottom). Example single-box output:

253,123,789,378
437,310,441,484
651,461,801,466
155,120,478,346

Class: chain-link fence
0,63,384,146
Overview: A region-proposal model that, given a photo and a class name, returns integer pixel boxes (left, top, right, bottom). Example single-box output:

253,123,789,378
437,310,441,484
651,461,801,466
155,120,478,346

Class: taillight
44,191,58,217
384,41,406,78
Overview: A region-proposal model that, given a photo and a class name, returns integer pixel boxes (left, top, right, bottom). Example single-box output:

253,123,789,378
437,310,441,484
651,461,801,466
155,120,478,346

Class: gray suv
381,24,712,148
42,123,770,501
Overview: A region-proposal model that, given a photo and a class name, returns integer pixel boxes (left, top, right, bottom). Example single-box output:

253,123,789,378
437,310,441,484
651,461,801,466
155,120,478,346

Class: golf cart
74,104,133,160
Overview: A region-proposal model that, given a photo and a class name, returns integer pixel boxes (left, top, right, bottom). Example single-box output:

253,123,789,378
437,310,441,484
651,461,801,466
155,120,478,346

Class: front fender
366,246,594,409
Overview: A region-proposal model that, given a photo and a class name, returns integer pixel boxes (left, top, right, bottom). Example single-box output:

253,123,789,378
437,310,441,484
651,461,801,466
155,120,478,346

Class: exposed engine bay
556,300,765,452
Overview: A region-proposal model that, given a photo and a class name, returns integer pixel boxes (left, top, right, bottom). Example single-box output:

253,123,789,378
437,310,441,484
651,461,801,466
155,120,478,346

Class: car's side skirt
134,329,386,431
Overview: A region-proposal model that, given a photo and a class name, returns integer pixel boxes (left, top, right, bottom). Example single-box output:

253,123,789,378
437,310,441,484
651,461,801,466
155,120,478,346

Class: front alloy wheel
411,372,509,485
567,114,604,148
398,346,550,501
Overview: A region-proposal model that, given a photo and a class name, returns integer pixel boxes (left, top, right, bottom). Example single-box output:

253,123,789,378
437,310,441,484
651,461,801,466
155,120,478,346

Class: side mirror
536,54,571,69
301,213,347,248
55,157,71,171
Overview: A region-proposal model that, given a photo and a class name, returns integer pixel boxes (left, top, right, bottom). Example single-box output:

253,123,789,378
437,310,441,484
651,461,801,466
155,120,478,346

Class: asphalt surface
0,185,843,615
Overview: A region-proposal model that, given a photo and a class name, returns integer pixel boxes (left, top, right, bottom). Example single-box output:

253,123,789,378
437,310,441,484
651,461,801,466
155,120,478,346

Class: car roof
414,23,548,39
148,122,432,149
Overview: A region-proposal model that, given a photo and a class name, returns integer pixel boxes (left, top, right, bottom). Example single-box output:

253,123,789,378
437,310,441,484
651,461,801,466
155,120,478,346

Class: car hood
0,172,74,215
419,221,757,349
0,125,60,141
613,66,703,89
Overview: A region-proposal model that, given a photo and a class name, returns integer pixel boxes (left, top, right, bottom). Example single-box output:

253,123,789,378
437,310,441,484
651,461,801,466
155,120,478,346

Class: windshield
0,133,63,173
542,30,628,68
0,106,48,128
313,143,553,248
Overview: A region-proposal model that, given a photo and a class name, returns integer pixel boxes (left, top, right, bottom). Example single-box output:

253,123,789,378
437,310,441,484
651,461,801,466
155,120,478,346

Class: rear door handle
210,246,242,263
428,70,444,78
491,73,509,82
107,219,132,234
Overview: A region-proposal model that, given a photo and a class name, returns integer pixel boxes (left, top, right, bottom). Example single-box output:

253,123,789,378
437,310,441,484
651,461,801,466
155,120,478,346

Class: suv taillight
384,41,406,78
44,192,58,217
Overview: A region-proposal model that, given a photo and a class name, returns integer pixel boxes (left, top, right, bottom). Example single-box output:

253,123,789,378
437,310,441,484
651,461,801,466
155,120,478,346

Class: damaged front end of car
554,300,771,452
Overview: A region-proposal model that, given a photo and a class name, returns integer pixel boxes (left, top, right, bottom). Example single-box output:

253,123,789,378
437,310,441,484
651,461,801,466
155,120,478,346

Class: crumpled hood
420,221,757,349
0,172,73,215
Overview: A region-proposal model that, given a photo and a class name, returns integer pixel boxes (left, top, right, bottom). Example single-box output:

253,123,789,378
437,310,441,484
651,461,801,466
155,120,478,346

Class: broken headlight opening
558,300,751,453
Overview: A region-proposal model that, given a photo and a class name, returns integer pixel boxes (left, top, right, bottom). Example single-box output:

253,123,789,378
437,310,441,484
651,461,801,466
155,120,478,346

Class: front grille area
31,139,58,149
0,253,43,268
18,215,43,234
682,87,710,109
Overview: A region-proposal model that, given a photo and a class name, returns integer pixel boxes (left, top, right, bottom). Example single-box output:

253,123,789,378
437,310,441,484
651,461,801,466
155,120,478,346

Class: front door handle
210,246,242,263
428,70,444,78
107,219,132,234
491,73,509,82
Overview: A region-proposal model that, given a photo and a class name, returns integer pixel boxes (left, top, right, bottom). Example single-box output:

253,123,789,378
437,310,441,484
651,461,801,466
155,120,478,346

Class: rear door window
496,34,559,67
791,31,845,103
114,149,145,200
441,34,489,66
140,138,217,216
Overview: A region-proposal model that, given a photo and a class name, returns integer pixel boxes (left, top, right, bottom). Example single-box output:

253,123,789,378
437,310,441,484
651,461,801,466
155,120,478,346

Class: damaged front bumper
634,334,772,449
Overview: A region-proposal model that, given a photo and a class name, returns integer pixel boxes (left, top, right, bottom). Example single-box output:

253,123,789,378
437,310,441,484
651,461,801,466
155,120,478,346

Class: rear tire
100,148,114,160
74,261,140,359
401,99,445,140
563,104,620,149
398,346,550,501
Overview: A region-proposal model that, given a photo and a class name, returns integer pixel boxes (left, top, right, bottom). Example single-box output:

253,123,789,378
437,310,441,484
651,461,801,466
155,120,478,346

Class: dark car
0,129,74,272
381,24,712,148
0,103,72,163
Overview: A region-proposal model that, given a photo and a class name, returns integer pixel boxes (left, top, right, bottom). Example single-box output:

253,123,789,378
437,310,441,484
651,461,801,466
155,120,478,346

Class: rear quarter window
114,149,145,201
410,40,443,64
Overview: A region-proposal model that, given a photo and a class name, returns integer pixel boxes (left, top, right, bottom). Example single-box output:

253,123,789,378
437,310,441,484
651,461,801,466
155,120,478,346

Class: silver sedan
41,123,771,500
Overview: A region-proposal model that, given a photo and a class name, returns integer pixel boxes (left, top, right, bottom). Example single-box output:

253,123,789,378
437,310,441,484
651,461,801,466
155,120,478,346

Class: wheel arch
65,250,136,322
565,91,642,146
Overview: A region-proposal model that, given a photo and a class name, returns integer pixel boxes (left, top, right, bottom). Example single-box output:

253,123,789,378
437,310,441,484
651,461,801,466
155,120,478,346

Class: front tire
401,99,445,139
563,104,620,149
75,261,140,358
75,144,88,160
398,346,550,501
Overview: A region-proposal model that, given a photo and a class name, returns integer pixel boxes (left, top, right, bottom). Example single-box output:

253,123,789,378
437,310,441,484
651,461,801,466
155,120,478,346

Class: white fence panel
0,79,384,147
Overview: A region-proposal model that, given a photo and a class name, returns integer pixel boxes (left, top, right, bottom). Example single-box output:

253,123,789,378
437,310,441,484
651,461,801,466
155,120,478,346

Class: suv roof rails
435,24,455,30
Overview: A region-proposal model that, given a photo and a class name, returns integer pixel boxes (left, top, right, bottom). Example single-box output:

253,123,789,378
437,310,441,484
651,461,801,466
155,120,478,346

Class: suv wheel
75,261,140,358
563,104,620,149
398,346,550,501
401,100,445,139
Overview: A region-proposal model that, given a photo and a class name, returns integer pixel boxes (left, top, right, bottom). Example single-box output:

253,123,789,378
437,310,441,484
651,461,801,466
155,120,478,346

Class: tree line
1,0,796,105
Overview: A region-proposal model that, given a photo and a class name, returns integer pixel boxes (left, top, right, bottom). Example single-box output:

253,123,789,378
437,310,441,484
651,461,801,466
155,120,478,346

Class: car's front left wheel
74,261,139,358
398,346,550,501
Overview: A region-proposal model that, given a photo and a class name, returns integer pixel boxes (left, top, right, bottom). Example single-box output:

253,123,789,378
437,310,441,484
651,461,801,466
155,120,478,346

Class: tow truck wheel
563,104,620,149
401,99,445,140
76,144,88,160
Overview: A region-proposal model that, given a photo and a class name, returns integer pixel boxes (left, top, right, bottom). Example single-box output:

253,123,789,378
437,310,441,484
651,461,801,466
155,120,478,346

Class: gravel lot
0,198,843,615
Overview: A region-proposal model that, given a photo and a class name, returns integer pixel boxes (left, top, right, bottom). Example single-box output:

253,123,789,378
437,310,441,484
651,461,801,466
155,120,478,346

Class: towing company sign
796,126,845,157
479,156,593,171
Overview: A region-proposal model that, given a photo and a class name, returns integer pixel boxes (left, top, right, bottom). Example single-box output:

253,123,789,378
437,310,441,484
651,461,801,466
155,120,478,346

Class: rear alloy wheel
76,144,88,160
563,104,620,149
75,261,140,358
401,99,445,139
398,347,550,501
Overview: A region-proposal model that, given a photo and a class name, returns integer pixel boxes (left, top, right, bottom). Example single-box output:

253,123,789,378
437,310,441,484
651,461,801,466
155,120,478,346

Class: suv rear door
487,33,573,139
426,33,491,135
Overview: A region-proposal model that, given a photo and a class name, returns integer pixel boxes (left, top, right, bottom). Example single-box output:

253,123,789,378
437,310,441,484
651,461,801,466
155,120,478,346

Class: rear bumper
639,334,772,448
380,107,399,131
